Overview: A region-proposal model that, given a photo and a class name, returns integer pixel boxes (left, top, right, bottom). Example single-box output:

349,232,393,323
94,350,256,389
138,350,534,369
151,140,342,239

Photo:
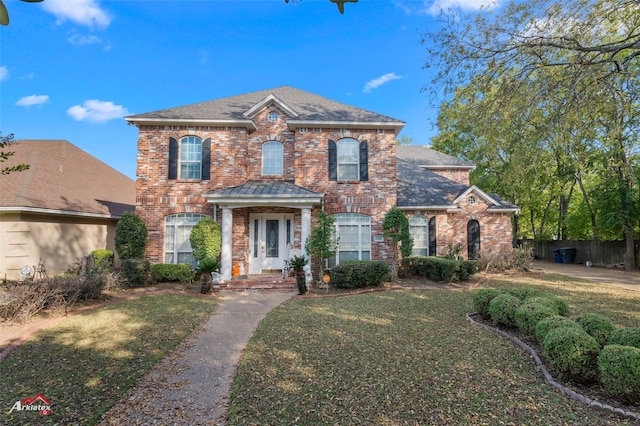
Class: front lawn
0,294,217,425
228,273,639,425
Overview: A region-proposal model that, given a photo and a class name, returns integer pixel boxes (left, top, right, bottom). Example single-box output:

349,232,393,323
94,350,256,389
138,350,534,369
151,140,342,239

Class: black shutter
359,140,368,181
168,137,178,180
201,138,211,180
328,139,337,181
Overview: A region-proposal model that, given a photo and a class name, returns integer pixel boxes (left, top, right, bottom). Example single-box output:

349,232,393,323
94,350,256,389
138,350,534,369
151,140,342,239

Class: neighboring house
0,140,135,280
126,86,518,281
397,145,519,259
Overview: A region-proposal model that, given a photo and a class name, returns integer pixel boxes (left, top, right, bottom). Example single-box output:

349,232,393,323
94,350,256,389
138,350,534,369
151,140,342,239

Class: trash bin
552,248,563,263
558,247,576,264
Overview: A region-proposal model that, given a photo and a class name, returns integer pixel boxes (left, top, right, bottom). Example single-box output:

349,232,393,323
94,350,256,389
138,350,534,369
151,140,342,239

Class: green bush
196,257,221,274
526,296,569,317
115,211,148,260
574,313,616,348
543,326,600,383
488,293,521,327
507,287,542,301
472,288,504,318
514,299,557,336
331,261,390,289
401,256,477,282
91,249,114,272
608,327,640,349
121,258,150,288
598,345,640,403
534,315,581,345
189,217,221,262
150,263,193,282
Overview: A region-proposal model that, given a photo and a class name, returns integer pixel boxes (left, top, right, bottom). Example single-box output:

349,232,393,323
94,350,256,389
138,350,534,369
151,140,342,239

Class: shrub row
121,258,150,288
472,287,640,399
401,256,477,282
150,263,194,283
331,261,390,289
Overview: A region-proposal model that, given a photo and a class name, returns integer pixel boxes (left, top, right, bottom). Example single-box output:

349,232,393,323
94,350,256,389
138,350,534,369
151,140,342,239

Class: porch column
301,208,311,257
221,207,233,281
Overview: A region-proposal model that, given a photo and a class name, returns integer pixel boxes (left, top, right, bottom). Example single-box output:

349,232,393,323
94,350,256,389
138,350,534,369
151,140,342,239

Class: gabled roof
126,86,405,133
0,140,135,218
396,145,474,170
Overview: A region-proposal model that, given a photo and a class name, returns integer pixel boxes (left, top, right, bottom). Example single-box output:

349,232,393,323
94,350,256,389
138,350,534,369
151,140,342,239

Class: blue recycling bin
553,248,563,263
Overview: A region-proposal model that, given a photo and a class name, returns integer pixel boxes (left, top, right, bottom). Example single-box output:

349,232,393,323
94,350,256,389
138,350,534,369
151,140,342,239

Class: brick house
126,86,518,281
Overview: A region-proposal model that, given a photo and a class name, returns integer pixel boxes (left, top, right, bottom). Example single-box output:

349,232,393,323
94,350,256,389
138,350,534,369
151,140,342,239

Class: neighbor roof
0,140,135,218
126,86,405,133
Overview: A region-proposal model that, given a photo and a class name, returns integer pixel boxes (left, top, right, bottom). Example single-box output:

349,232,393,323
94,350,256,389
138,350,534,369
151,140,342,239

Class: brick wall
428,168,471,186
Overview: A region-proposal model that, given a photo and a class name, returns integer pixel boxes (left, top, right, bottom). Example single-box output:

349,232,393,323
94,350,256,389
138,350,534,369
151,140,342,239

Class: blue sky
1,0,496,180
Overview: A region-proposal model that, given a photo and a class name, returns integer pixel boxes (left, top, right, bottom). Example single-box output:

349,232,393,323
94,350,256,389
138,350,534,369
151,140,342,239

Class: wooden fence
521,239,640,268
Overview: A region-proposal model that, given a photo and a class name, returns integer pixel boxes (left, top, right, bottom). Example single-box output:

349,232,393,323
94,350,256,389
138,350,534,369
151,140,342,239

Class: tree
305,211,337,279
284,0,357,14
115,211,148,260
396,135,414,145
382,207,413,281
426,0,640,270
0,0,43,26
1,133,29,175
189,216,222,262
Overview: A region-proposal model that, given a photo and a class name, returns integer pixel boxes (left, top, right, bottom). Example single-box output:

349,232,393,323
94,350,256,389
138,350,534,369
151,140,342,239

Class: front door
249,214,293,274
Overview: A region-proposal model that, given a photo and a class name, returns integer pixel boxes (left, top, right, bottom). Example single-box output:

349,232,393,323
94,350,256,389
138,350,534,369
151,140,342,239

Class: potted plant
196,257,221,294
289,255,308,295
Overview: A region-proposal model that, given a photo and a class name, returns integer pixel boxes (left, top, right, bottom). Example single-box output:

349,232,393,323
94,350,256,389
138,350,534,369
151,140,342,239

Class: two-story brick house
126,86,518,281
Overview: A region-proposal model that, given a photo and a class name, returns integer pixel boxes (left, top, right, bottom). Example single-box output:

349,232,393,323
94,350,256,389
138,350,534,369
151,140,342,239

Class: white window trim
179,136,202,180
262,140,284,176
164,213,208,267
331,213,371,267
337,138,359,181
409,216,429,257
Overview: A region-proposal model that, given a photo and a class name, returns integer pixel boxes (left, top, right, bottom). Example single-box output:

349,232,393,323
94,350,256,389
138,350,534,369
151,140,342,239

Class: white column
221,207,233,281
301,208,311,257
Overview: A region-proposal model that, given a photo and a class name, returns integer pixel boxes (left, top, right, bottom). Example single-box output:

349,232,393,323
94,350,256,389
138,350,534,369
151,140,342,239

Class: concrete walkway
98,290,294,426
533,261,640,292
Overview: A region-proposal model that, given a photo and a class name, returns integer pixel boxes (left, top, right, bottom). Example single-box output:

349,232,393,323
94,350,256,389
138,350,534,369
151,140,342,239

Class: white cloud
16,95,50,107
67,100,129,123
42,0,112,29
0,66,8,81
68,34,103,46
363,73,405,93
422,0,501,15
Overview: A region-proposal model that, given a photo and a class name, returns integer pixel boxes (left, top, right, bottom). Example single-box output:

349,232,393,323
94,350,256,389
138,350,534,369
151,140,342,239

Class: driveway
533,261,640,292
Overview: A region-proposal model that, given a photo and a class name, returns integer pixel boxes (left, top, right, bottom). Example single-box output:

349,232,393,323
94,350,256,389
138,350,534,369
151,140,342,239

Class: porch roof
203,180,323,209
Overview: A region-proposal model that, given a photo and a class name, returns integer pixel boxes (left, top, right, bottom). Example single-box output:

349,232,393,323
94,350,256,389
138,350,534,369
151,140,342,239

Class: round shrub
488,293,521,327
189,217,221,262
598,345,640,403
535,315,581,345
507,287,542,301
514,299,557,336
472,288,504,318
574,313,616,348
609,327,640,349
526,296,569,317
543,326,600,383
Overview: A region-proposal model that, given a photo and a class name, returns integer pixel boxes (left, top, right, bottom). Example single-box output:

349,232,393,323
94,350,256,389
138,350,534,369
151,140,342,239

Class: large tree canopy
426,0,640,270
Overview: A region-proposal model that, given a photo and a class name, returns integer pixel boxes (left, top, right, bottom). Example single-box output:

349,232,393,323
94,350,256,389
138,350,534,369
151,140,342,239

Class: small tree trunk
296,270,307,295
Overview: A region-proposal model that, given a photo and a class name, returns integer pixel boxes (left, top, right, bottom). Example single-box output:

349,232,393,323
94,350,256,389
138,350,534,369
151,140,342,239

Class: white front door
249,214,293,274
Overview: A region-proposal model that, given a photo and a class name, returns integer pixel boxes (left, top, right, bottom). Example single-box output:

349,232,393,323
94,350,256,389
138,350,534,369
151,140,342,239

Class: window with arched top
328,138,368,181
164,213,209,267
168,136,211,181
262,141,283,176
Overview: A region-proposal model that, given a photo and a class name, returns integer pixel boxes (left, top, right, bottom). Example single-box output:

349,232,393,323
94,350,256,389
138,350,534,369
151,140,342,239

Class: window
328,138,368,181
262,141,283,176
164,213,208,267
268,112,279,122
428,216,437,256
329,213,371,267
168,137,211,180
409,216,428,256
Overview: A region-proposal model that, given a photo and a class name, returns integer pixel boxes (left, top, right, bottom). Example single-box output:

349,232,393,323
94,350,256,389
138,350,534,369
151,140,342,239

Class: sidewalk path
533,261,640,292
98,291,294,426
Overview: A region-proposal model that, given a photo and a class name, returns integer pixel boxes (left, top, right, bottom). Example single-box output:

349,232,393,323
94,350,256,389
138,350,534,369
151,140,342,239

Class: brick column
221,208,233,281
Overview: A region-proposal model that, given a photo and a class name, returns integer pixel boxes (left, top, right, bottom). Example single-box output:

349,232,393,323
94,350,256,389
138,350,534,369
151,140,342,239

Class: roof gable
242,93,299,119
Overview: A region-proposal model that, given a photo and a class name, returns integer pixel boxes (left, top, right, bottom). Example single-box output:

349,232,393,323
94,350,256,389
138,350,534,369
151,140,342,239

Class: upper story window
268,112,279,122
328,138,368,182
168,136,211,181
262,141,283,176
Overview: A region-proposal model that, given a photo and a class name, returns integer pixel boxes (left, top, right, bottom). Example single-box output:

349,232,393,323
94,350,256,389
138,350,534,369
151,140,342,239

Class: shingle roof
126,86,405,129
396,158,467,208
396,145,474,168
0,140,135,218
206,180,322,198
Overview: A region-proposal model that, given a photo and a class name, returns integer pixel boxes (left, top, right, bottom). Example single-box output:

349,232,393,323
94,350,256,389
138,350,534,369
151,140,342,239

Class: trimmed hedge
514,298,558,336
401,256,477,282
608,327,640,349
150,263,194,283
488,293,521,327
574,313,616,348
331,261,390,289
526,296,569,317
534,315,581,345
598,345,640,403
472,288,504,318
121,258,150,288
507,287,542,301
543,326,600,383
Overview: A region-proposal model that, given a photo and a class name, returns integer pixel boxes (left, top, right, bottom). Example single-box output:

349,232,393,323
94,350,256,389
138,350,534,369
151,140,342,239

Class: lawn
228,273,639,425
0,294,217,425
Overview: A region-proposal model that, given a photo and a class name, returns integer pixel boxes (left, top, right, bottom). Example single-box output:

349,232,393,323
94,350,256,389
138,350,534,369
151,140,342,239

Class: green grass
0,294,217,425
228,274,639,425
